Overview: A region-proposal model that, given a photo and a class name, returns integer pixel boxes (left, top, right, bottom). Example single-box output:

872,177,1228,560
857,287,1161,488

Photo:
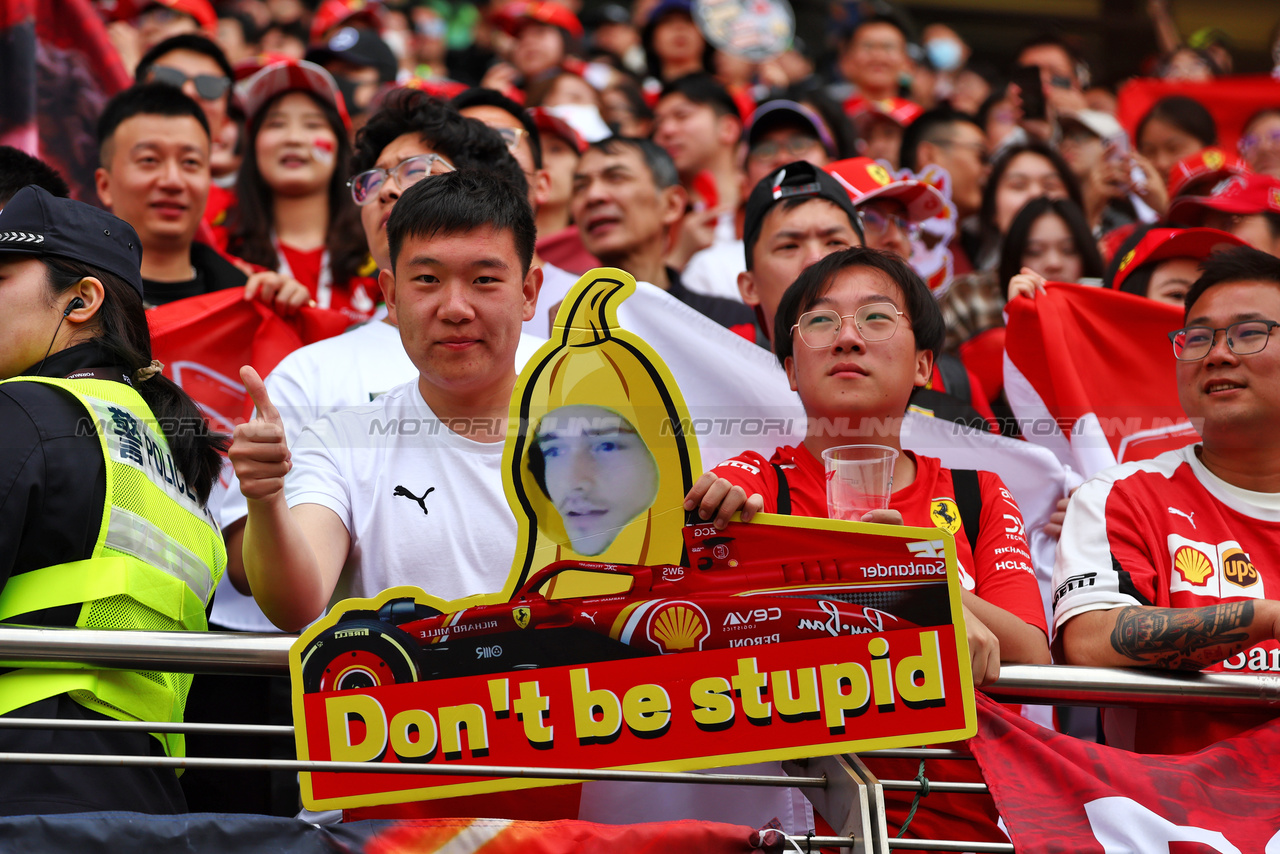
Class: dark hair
772,246,945,369
262,19,308,47
1016,33,1081,69
1243,107,1280,140
779,82,860,159
134,33,234,88
897,105,981,174
659,72,740,125
588,136,679,189
843,14,912,47
42,257,227,502
353,89,523,194
0,147,70,204
450,87,543,169
225,89,366,287
744,196,861,271
1158,47,1220,78
386,168,536,275
217,8,261,45
998,197,1103,297
97,83,211,163
1104,223,1158,294
1137,96,1217,150
602,76,655,132
1184,246,1280,320
978,139,1082,257
642,8,715,82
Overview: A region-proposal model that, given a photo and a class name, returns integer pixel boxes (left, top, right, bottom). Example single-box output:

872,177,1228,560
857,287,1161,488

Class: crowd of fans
4,0,1280,845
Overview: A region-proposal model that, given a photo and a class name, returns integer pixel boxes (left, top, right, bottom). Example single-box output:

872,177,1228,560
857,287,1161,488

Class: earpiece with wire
34,294,87,376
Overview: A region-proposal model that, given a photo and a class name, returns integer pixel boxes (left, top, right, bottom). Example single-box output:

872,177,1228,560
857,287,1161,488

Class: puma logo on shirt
394,485,435,515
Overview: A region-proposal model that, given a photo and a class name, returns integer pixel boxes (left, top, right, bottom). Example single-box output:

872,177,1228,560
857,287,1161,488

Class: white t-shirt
680,238,747,303
211,317,544,629
285,378,518,606
524,260,582,338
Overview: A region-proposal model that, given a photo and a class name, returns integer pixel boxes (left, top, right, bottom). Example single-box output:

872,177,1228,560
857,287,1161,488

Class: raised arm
231,366,349,631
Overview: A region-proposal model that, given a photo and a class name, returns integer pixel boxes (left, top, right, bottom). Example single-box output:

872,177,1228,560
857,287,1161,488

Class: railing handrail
3,624,1280,708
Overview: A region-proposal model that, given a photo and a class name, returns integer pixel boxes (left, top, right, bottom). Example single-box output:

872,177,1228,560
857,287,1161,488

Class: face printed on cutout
533,404,660,556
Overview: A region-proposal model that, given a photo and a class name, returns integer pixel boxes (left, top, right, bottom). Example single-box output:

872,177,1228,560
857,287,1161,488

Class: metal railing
2,625,1277,853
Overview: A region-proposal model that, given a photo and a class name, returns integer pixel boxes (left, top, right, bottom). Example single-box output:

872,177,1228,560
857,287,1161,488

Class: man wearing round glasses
1054,245,1280,756
685,245,1049,844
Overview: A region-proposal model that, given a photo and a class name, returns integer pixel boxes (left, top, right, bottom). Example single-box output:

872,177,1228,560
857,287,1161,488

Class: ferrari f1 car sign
290,270,976,810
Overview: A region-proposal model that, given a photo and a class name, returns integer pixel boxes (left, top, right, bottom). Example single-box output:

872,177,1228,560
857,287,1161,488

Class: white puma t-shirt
284,378,518,607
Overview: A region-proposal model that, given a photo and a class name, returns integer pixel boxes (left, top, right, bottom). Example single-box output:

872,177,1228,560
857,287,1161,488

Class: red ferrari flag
1003,284,1199,478
148,290,351,432
1116,76,1280,155
970,694,1280,852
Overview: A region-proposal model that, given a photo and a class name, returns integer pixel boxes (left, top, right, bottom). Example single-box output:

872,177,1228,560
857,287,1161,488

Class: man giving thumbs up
230,170,541,631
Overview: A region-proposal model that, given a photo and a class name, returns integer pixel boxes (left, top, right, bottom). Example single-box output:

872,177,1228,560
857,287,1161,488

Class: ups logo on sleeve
1222,548,1259,589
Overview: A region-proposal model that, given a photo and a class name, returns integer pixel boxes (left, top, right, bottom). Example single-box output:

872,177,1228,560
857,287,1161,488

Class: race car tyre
300,620,421,693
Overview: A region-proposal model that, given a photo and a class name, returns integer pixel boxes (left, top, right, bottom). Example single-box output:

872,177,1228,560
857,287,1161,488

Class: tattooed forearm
1109,602,1254,670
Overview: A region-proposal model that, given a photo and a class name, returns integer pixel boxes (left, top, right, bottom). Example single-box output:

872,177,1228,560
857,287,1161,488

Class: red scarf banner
148,290,351,432
1003,284,1199,478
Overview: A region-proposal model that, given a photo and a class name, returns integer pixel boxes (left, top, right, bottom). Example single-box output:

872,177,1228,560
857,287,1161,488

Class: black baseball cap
305,26,398,84
742,161,865,268
0,185,145,296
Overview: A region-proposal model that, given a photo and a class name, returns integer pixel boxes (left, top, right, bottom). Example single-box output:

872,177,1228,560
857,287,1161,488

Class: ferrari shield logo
512,606,532,629
931,498,962,535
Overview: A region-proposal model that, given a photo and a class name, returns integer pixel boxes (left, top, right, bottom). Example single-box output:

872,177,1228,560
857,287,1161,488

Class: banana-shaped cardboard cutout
501,268,700,596
289,269,975,812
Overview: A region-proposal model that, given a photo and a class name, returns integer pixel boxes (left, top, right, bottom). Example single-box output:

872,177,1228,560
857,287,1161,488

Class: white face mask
926,38,964,73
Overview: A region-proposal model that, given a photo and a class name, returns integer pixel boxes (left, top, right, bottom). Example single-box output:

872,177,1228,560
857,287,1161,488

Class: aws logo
1222,548,1258,588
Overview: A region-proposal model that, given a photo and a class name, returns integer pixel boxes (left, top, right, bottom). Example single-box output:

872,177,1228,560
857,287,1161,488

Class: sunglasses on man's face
149,65,232,101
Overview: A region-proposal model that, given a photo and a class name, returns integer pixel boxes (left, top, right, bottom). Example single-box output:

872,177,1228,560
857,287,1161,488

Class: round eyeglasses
1169,320,1279,361
791,303,906,349
860,207,920,241
347,153,455,206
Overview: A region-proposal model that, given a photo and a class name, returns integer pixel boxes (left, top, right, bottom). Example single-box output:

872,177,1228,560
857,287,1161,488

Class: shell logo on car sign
648,601,709,652
1173,545,1214,586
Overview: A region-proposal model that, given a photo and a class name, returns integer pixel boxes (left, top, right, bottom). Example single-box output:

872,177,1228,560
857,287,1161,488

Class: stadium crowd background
3,0,1280,846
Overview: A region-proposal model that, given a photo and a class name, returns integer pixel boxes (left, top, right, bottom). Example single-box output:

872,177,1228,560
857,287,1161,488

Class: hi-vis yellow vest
0,376,226,757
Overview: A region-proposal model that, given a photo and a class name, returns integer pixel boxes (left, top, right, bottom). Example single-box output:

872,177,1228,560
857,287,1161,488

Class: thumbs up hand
231,366,292,502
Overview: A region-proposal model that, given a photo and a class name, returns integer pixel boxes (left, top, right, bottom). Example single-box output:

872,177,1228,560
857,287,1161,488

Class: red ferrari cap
493,0,583,40
529,107,587,154
1166,147,1250,199
310,0,383,45
825,157,949,222
1111,227,1248,292
134,0,217,34
239,59,352,132
843,96,924,129
1166,173,1280,226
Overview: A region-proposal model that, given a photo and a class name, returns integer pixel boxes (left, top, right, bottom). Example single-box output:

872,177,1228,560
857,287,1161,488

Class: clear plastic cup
821,444,899,521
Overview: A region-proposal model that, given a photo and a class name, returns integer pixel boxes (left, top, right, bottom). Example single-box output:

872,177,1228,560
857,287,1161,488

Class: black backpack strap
951,469,982,555
771,464,792,516
934,352,972,404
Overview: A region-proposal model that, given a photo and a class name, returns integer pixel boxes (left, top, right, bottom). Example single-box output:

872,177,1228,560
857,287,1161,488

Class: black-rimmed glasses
1169,320,1279,361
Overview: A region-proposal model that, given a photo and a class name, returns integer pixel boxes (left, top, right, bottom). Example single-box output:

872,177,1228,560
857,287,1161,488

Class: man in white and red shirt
684,245,1048,844
1055,245,1280,755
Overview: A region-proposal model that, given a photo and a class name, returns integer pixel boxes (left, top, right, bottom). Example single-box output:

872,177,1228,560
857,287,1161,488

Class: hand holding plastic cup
821,445,899,521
